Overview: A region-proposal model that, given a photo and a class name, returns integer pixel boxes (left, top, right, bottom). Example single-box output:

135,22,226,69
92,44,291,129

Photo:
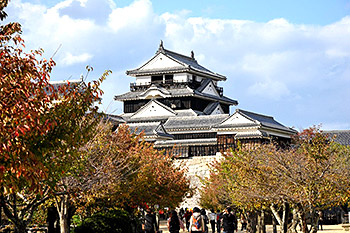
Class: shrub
73,209,133,233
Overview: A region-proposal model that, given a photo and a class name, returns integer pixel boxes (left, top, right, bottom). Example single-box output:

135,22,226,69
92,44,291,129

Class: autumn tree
201,143,276,233
201,127,350,233
50,122,190,233
0,3,109,232
52,120,132,233
77,124,191,216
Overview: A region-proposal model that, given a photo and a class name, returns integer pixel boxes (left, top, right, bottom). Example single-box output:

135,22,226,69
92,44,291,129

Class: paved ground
158,220,346,233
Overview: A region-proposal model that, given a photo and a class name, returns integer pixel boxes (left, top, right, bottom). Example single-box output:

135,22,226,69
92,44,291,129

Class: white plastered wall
174,73,188,82
136,76,151,85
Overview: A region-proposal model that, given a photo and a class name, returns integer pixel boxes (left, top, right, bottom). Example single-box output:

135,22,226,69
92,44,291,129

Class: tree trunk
309,208,318,233
13,221,27,233
287,209,298,233
1,194,28,233
271,204,282,225
272,213,277,233
281,202,290,233
247,211,257,233
271,202,290,233
295,204,309,233
47,206,59,233
1,190,50,233
56,194,70,233
257,210,266,233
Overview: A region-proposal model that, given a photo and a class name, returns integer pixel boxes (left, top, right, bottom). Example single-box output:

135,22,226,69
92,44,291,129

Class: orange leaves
77,123,190,212
0,20,108,195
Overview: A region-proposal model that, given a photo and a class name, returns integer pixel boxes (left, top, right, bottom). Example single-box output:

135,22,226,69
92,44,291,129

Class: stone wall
174,153,223,209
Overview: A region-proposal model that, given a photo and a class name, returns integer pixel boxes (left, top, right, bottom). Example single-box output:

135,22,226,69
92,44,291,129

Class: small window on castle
188,75,192,82
151,75,162,84
165,74,173,84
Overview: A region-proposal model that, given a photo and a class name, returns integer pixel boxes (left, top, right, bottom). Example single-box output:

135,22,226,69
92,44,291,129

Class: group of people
180,206,246,233
142,206,247,233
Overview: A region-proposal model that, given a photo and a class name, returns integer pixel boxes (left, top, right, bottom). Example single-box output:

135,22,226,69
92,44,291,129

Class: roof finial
157,40,164,53
191,50,195,59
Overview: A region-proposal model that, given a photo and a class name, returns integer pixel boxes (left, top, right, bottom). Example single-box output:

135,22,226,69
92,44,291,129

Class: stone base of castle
174,153,223,209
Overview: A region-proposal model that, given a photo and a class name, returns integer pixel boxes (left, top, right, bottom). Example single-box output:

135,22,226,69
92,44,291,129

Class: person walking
240,213,247,231
167,210,185,233
201,209,209,233
184,208,192,232
318,210,323,231
189,207,205,233
208,209,217,233
221,207,236,233
216,210,222,233
143,208,159,233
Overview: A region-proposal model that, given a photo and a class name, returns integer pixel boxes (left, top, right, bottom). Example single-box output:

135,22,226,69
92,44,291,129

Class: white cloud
247,80,290,100
61,52,93,65
108,0,154,32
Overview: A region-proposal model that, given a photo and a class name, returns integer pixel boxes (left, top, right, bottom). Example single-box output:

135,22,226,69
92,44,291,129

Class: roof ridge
323,130,350,132
237,109,274,119
163,48,196,62
152,99,176,114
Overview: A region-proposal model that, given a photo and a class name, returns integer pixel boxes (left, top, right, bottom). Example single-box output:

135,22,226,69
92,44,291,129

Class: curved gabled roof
126,41,226,81
215,109,297,135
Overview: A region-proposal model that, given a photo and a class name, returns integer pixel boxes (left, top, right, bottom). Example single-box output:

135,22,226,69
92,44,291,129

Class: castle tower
115,42,296,157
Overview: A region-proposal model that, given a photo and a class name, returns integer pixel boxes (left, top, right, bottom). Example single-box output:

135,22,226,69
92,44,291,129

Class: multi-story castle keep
114,42,297,207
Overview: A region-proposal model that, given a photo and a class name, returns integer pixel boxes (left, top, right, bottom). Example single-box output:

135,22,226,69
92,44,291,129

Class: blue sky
4,0,350,130
135,0,350,25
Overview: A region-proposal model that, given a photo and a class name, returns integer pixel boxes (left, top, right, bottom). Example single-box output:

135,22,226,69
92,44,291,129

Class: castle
114,41,297,207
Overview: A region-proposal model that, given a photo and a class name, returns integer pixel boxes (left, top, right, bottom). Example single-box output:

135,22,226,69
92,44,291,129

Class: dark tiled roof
127,122,173,139
203,102,220,115
126,116,170,123
49,79,86,95
213,109,296,135
238,109,296,133
323,130,350,145
50,79,83,88
126,43,226,81
164,49,214,74
174,109,201,117
164,114,229,131
104,114,126,124
194,90,238,105
115,85,238,105
215,122,258,128
128,123,158,135
114,86,193,101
